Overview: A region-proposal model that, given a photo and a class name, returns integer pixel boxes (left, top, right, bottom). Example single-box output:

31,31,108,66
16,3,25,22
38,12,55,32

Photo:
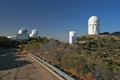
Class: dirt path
0,49,63,80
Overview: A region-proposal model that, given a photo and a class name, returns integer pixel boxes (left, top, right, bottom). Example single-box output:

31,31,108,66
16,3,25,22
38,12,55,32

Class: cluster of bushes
100,31,120,36
0,36,20,48
24,35,120,80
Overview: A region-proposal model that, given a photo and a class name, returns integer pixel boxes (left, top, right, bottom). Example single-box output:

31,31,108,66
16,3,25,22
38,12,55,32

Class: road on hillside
0,49,63,80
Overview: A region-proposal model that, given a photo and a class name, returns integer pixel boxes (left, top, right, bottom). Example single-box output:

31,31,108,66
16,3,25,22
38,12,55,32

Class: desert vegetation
0,32,120,80
24,34,120,80
0,36,20,48
0,36,20,54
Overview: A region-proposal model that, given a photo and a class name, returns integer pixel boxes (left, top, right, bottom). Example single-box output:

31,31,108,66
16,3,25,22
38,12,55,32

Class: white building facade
88,16,100,35
69,31,77,44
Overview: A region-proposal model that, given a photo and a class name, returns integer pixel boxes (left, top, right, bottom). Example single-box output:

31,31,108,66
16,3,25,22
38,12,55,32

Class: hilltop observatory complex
88,16,100,35
69,31,77,44
29,29,38,38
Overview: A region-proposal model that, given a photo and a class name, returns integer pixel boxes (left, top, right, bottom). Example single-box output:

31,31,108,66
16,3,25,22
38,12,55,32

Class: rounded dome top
88,16,100,25
31,29,37,34
18,28,28,34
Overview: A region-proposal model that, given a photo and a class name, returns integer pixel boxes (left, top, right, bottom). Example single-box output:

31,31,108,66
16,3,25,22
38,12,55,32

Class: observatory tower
69,31,77,44
17,28,29,40
88,16,100,35
29,29,38,38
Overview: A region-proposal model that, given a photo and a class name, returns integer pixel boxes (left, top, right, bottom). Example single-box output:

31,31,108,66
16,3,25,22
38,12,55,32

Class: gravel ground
0,49,63,80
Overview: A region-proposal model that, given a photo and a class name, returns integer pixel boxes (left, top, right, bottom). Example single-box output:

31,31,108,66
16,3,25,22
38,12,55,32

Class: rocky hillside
24,35,120,80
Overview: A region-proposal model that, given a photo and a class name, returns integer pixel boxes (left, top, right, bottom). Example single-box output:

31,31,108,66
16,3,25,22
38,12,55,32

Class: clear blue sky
0,0,120,42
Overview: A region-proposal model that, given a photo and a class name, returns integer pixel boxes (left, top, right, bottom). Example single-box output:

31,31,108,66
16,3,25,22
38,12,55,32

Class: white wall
69,31,77,44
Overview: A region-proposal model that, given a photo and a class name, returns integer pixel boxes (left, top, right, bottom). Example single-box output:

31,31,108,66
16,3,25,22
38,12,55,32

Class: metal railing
29,52,75,80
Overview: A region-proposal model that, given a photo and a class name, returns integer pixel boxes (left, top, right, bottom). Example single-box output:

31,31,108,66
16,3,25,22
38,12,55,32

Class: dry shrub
85,72,94,80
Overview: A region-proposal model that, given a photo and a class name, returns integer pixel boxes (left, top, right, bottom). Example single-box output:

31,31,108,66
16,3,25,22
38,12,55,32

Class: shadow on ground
0,49,31,70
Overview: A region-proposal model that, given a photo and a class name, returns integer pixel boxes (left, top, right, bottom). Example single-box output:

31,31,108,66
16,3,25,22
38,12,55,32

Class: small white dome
29,29,38,38
31,29,37,34
18,28,28,34
88,16,99,25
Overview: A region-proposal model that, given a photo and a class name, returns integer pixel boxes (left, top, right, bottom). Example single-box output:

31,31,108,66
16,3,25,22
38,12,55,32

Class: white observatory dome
17,28,28,40
88,16,99,25
18,28,28,34
31,29,37,34
29,29,38,38
88,16,100,35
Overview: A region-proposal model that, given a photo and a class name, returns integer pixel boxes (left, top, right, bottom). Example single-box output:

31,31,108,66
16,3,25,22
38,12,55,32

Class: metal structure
29,53,75,80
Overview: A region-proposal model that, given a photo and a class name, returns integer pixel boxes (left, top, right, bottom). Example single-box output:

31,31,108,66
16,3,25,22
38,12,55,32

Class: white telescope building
17,28,29,40
88,16,100,35
29,29,38,38
69,31,77,44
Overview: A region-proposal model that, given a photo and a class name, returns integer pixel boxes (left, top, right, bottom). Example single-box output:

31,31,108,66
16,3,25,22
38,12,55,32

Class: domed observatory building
69,31,77,44
88,16,100,35
17,28,29,40
29,29,38,38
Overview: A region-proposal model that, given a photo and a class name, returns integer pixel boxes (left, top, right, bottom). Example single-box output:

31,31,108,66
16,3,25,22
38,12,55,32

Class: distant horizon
0,0,120,42
3,29,120,43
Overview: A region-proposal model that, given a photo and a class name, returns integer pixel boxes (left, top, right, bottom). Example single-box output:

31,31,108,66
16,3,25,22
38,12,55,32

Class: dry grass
85,72,94,80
